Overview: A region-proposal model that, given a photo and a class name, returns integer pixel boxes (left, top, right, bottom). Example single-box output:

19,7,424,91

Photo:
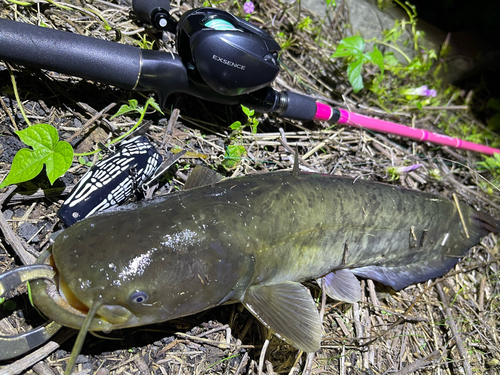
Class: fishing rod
0,1,498,156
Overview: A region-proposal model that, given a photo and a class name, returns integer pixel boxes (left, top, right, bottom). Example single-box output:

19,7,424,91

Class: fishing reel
176,8,280,96
132,0,281,96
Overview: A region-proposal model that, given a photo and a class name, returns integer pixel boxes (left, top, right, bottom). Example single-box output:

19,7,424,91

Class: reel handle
132,0,176,32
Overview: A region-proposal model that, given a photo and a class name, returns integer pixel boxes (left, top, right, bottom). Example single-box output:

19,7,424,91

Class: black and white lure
58,136,162,226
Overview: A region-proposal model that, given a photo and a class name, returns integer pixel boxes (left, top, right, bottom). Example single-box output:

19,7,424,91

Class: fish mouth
31,250,136,332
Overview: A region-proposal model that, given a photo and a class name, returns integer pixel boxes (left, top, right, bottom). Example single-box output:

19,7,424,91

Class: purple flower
395,164,423,173
387,164,423,180
403,85,437,97
243,1,254,14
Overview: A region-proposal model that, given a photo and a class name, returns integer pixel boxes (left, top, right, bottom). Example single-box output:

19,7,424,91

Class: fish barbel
31,167,499,355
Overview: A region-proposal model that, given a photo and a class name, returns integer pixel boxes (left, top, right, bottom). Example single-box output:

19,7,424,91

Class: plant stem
73,100,153,157
7,65,31,127
368,39,411,64
5,0,33,5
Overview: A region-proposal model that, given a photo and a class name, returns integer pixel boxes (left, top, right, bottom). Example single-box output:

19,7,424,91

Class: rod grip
0,18,141,89
280,91,317,121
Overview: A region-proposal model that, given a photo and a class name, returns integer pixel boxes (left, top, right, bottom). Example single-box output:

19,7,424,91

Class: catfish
31,166,499,372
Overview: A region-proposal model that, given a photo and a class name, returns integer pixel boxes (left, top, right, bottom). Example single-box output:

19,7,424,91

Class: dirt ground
1,0,500,374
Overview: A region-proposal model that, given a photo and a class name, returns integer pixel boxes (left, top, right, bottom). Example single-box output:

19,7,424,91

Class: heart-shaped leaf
347,59,364,93
0,124,74,188
331,35,365,58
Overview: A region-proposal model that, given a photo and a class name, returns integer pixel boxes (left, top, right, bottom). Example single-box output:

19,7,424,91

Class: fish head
31,205,254,332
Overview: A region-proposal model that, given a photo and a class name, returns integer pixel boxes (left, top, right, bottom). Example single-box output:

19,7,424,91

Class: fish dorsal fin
184,165,224,190
242,281,322,352
317,269,361,304
292,146,299,177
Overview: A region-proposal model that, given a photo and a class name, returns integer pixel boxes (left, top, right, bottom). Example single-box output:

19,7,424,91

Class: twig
6,186,73,204
0,341,60,375
0,96,18,131
257,339,269,375
436,283,472,375
0,185,17,206
453,193,469,238
303,353,315,375
478,276,487,312
387,350,442,375
234,352,249,375
32,360,57,375
0,205,37,265
175,332,253,349
405,105,468,111
279,128,319,172
303,279,328,375
196,324,229,338
162,108,181,148
67,102,117,142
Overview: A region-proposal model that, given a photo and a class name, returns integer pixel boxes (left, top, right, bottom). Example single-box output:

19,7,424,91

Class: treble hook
0,265,63,360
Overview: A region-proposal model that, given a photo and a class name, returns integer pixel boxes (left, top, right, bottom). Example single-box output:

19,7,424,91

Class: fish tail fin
470,210,500,235
352,208,498,292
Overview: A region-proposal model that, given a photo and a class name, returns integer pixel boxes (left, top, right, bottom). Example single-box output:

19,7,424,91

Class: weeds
0,71,163,188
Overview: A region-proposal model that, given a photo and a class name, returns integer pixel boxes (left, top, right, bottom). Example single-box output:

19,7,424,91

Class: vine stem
7,64,32,127
73,99,157,157
367,39,411,63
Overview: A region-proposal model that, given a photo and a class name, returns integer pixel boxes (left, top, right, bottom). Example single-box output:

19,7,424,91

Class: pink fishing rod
313,102,500,156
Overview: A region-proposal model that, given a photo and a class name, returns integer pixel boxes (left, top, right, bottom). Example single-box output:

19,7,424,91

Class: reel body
177,8,281,96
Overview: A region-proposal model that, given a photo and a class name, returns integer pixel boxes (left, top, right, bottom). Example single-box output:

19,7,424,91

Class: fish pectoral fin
317,269,361,304
184,165,224,190
242,281,322,353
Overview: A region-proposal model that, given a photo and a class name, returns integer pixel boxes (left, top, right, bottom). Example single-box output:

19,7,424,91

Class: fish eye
130,291,149,304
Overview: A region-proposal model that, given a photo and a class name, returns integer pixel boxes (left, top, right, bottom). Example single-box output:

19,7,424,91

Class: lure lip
31,250,136,332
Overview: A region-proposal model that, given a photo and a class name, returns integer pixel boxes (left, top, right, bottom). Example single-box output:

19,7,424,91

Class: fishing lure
57,136,162,226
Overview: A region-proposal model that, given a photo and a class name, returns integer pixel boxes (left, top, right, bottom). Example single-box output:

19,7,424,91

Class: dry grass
1,0,500,374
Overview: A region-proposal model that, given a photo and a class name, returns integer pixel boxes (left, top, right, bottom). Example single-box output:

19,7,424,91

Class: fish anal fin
184,165,224,190
317,269,361,304
242,281,321,352
352,255,459,291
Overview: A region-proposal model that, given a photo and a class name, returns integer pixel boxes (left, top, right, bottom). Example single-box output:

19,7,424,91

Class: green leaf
223,145,246,169
0,124,73,188
364,46,384,74
486,98,500,112
331,36,365,58
230,121,242,130
347,59,364,93
384,52,400,67
110,99,139,119
241,105,254,118
251,118,260,134
78,156,92,167
145,97,164,114
487,113,500,130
